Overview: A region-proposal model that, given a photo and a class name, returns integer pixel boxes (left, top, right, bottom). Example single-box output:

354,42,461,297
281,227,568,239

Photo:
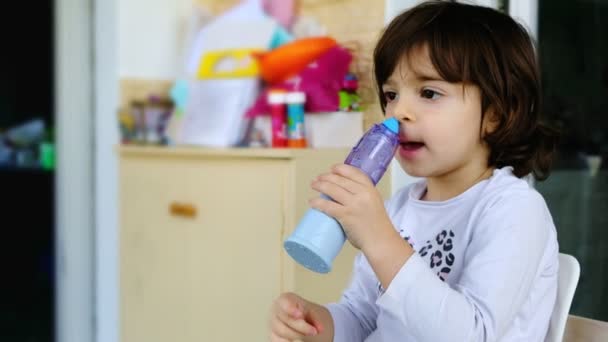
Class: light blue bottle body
284,117,400,273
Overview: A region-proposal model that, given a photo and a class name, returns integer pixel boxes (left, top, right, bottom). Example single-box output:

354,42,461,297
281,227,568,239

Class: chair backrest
545,253,581,342
563,315,608,342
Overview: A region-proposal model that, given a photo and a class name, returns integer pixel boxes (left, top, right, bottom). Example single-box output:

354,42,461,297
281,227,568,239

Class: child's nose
393,98,417,122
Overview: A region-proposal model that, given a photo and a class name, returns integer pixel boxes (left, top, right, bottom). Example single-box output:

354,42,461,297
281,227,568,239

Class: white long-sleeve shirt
326,167,558,342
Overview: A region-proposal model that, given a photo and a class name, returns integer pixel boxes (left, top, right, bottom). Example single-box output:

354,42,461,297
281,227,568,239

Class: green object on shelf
339,90,350,110
40,142,55,170
338,90,361,112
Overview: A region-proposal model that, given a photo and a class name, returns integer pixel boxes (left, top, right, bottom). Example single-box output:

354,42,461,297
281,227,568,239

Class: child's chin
396,159,428,178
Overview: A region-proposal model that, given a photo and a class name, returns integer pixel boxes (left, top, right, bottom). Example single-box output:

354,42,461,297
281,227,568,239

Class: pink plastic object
262,0,295,29
246,45,353,117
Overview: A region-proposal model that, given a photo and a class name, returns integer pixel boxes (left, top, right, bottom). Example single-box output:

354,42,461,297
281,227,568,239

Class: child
269,1,560,341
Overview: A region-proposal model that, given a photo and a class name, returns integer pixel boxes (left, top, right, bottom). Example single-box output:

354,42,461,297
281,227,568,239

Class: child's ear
481,107,500,137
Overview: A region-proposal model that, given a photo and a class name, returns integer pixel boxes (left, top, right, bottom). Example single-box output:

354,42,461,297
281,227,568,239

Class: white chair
545,253,581,342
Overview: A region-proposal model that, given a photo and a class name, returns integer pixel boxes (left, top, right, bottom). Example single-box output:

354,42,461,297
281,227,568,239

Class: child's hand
310,164,394,251
269,292,324,341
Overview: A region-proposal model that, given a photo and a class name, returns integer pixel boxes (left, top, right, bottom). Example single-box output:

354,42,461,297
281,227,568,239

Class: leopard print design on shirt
377,229,456,294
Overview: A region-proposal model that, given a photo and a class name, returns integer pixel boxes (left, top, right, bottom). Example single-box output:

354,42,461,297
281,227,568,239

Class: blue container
286,91,307,147
284,117,400,273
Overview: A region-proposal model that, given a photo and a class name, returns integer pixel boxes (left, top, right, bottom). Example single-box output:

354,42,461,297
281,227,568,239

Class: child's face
382,45,490,180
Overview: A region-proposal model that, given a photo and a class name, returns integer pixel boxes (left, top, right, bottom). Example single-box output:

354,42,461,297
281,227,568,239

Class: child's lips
398,140,425,159
400,141,425,150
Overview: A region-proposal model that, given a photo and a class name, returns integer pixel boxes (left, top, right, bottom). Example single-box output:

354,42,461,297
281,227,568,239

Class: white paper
186,0,276,75
177,79,259,147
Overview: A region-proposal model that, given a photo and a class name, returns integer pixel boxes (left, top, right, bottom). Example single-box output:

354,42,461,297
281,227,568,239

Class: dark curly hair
374,1,559,181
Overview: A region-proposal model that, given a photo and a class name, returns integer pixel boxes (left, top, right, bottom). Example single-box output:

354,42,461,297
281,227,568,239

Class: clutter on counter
250,111,364,149
118,0,367,150
118,95,174,146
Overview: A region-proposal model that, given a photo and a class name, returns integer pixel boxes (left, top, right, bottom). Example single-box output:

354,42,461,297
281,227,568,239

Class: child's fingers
307,315,325,334
277,308,318,336
271,318,311,340
309,197,343,219
269,331,291,342
332,164,374,186
271,293,318,338
317,172,364,194
311,179,352,205
277,307,318,336
277,295,302,319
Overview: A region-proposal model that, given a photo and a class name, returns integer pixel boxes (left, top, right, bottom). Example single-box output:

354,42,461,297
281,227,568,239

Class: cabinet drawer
179,158,286,342
120,156,192,342
121,155,288,342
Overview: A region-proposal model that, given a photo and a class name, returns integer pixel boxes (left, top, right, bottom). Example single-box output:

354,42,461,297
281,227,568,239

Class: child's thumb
307,315,324,334
300,303,324,334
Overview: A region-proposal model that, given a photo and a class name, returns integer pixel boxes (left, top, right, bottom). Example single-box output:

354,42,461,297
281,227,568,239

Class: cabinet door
181,158,286,342
120,157,191,342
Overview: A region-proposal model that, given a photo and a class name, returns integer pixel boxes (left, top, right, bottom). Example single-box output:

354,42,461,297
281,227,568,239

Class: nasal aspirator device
283,117,400,273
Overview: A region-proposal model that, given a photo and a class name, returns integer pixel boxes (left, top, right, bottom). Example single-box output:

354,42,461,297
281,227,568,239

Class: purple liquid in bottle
283,117,400,273
345,119,400,184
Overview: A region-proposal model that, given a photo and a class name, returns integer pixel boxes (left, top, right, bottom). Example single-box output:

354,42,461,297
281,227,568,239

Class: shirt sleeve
375,191,556,341
326,252,381,342
326,187,411,341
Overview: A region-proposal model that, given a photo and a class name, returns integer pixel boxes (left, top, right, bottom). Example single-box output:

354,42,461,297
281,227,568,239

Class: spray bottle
284,117,400,273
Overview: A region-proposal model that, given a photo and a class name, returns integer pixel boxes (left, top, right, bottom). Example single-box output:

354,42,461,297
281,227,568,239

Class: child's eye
383,91,398,102
420,88,441,100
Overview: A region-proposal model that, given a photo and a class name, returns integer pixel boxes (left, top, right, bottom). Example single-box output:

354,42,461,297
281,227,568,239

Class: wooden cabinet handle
169,202,197,218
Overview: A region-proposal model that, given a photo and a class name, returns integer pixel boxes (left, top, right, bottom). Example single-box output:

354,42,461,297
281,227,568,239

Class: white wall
509,0,538,39
385,0,499,23
56,0,95,341
95,0,119,341
118,0,195,79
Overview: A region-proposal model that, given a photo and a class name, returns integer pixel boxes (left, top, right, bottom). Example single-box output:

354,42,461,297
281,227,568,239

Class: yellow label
196,49,262,79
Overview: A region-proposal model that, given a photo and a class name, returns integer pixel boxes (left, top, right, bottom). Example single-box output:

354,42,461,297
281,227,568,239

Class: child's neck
422,164,494,201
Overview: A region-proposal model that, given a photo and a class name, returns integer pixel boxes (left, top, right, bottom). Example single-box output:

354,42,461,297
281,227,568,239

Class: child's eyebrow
384,70,446,87
382,79,398,87
412,70,445,82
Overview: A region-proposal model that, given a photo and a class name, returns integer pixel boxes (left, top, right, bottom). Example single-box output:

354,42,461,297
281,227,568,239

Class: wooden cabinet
118,146,391,341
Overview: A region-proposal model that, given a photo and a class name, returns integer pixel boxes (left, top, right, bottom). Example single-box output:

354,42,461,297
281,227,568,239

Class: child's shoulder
480,167,548,211
470,168,557,254
473,167,555,240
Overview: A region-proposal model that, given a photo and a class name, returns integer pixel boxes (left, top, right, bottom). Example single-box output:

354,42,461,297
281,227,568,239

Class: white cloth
327,167,558,342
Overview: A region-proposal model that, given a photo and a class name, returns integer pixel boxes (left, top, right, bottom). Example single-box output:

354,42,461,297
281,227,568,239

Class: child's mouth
398,140,425,159
400,141,425,151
